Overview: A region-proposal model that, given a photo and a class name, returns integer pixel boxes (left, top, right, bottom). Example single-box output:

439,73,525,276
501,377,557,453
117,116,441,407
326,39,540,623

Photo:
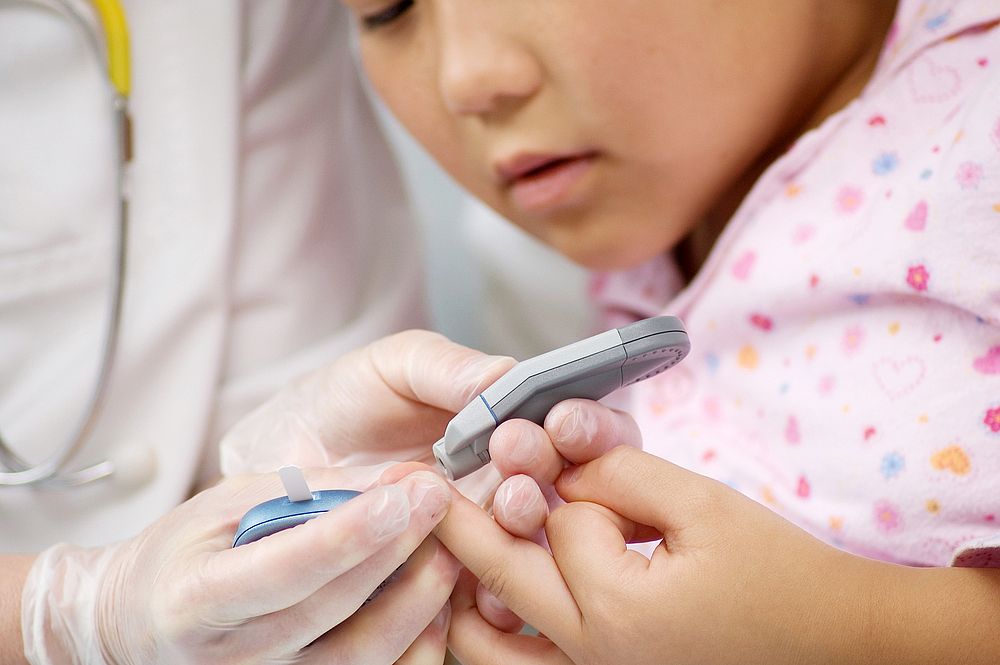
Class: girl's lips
497,152,598,215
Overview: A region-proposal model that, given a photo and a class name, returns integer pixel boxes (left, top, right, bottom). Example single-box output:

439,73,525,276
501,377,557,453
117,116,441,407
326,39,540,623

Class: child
343,0,1000,661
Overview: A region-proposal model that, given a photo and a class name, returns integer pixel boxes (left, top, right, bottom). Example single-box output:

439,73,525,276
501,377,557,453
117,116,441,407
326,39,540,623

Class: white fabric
0,0,423,551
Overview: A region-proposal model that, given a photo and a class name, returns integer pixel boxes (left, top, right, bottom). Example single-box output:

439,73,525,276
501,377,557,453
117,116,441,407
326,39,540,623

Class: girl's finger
449,570,573,665
556,445,721,538
544,502,653,610
476,583,525,634
433,486,581,646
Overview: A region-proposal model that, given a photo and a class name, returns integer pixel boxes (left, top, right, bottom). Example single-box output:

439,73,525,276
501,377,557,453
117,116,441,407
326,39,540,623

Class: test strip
278,465,314,503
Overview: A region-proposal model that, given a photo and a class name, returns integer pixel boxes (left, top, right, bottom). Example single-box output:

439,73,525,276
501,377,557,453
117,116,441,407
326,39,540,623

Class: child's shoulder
780,13,1000,321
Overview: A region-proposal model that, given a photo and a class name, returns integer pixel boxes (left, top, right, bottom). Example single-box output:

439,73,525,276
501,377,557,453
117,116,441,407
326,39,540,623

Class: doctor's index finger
543,399,643,465
432,485,582,644
368,330,516,413
204,472,450,621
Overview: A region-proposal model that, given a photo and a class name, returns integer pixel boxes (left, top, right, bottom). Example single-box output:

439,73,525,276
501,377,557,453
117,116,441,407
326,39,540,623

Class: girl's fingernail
368,485,410,542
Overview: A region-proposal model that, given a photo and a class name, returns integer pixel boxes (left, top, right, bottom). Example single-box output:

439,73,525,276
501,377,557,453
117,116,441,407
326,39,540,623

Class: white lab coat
0,0,424,551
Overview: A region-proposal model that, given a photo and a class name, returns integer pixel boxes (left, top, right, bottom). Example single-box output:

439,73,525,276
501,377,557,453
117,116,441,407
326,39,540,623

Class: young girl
342,0,1000,662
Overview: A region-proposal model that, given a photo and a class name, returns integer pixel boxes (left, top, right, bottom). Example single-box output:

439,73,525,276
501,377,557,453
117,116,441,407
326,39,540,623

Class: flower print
985,406,1000,433
906,264,930,292
842,325,865,355
924,10,950,31
749,313,774,331
992,117,1000,152
836,186,864,214
738,345,759,370
956,161,984,189
874,500,903,533
880,452,906,479
872,152,899,175
705,353,720,374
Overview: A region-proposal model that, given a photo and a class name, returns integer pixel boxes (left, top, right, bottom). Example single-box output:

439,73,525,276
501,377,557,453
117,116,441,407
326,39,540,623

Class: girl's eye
362,0,414,30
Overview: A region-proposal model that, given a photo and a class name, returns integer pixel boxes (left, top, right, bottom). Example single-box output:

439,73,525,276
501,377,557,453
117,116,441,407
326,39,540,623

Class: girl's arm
436,446,1000,665
877,565,1000,664
1,555,35,665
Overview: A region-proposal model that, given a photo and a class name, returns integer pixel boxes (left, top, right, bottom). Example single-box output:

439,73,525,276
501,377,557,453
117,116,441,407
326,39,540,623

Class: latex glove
436,446,895,665
220,330,515,475
477,398,642,630
23,465,456,665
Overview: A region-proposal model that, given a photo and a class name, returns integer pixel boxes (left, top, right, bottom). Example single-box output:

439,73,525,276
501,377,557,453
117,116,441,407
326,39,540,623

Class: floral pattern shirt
592,0,1000,567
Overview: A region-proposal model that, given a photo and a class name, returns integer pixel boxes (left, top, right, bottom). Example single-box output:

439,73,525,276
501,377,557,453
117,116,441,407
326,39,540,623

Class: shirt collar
872,0,1000,86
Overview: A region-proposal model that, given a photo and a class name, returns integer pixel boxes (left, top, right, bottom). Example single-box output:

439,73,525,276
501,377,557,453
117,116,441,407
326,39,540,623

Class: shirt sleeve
951,536,1000,568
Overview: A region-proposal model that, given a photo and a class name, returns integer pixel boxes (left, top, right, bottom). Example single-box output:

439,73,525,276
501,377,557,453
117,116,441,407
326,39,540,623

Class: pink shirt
593,0,1000,567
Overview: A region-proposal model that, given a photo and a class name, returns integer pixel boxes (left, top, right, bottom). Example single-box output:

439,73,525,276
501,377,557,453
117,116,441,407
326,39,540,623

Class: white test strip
278,465,314,503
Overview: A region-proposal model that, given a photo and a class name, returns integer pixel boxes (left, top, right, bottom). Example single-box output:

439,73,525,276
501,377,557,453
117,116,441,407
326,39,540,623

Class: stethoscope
0,0,136,487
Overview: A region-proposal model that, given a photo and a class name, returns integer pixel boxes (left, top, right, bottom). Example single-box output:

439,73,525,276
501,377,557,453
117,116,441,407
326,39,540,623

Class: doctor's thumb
368,330,516,413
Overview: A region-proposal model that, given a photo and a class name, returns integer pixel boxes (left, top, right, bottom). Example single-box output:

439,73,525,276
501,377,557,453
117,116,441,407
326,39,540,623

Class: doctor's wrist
1,554,33,665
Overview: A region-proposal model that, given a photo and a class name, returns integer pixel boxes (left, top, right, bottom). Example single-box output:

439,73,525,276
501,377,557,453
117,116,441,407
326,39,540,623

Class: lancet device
432,315,690,480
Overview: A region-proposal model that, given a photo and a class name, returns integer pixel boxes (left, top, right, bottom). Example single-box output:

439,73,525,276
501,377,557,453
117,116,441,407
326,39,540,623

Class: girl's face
347,0,889,270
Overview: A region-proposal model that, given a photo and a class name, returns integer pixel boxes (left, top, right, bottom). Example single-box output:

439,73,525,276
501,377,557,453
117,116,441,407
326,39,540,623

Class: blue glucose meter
232,488,362,548
231,468,398,601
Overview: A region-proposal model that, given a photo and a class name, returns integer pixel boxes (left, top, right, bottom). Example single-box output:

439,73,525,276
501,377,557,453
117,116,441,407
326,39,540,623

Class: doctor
0,0,497,662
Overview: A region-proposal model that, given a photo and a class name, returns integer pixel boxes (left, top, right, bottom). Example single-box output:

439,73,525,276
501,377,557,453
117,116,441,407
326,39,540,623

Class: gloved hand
22,465,456,665
220,330,516,475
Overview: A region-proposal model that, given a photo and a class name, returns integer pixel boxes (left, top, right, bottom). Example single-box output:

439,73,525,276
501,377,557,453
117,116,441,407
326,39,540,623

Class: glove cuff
21,542,122,665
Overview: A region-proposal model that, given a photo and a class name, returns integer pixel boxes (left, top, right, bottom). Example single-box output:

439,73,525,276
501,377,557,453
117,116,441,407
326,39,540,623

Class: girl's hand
487,398,642,539
479,399,641,628
436,445,883,665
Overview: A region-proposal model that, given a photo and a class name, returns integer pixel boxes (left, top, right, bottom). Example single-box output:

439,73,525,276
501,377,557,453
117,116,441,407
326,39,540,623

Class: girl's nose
437,10,542,117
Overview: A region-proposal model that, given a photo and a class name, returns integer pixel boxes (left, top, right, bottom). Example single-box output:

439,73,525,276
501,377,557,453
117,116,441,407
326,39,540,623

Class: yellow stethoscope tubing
0,0,132,487
90,0,129,97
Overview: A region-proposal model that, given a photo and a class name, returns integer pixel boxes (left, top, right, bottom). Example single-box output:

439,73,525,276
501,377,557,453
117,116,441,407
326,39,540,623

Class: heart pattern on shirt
931,446,971,476
873,356,926,399
908,56,961,102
